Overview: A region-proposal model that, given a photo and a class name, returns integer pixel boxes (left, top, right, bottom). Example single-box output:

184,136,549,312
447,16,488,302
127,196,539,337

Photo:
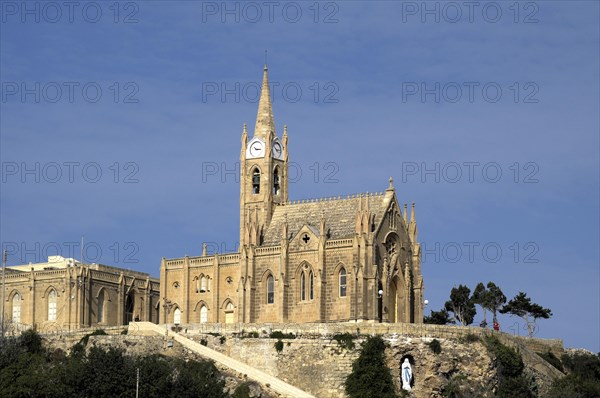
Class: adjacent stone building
1,256,160,333
160,65,424,325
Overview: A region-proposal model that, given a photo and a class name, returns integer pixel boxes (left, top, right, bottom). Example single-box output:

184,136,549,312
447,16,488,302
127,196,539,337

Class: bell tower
240,65,288,248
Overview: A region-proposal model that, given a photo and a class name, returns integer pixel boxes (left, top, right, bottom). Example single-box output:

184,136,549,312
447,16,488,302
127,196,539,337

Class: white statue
401,358,412,391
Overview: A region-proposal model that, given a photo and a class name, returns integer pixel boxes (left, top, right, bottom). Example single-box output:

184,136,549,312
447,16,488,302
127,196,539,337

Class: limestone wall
192,333,496,398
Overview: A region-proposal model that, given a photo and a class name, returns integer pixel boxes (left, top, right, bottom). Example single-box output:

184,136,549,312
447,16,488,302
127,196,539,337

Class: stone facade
160,65,424,326
1,256,160,333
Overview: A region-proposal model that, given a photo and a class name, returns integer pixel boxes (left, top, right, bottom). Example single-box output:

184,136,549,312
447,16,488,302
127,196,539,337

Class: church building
159,66,424,325
2,256,160,333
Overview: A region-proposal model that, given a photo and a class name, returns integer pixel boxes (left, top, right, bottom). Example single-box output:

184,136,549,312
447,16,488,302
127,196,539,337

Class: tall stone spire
254,65,276,139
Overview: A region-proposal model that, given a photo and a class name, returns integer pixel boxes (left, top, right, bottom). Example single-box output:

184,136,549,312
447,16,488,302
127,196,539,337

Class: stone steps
130,322,315,398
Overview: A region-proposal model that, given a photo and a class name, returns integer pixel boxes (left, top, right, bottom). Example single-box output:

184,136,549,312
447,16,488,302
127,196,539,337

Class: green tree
500,292,552,337
444,285,476,326
345,336,397,398
472,282,489,326
170,357,228,398
485,282,506,325
423,309,452,325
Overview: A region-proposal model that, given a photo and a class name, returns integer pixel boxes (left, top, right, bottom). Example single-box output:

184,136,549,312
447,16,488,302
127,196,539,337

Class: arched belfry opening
252,168,261,194
273,166,280,195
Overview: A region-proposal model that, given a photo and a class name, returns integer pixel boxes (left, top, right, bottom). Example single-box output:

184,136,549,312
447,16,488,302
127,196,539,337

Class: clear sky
1,1,598,352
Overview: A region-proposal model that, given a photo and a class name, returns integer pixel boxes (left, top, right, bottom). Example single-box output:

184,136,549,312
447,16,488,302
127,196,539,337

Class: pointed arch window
300,272,306,301
273,167,280,195
98,290,105,323
200,305,208,324
200,276,208,292
12,293,21,324
267,275,275,304
173,308,181,324
339,268,347,297
48,289,57,321
252,168,261,194
309,271,314,300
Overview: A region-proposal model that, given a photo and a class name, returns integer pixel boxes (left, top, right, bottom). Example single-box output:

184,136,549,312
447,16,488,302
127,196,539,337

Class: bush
345,336,396,398
460,333,480,343
483,336,536,398
232,382,252,398
333,333,356,350
79,329,108,347
428,339,442,354
19,329,44,354
546,352,600,398
274,340,284,353
269,331,295,339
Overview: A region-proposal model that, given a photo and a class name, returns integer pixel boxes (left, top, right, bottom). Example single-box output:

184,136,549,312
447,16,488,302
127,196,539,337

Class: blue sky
1,1,598,352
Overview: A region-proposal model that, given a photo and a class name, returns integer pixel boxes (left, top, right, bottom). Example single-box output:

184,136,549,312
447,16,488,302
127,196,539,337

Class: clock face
273,142,282,159
248,140,265,158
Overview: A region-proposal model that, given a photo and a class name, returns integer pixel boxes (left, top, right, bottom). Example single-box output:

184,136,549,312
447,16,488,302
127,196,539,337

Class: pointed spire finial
264,50,268,68
388,177,394,190
202,243,207,257
254,63,275,139
410,202,416,223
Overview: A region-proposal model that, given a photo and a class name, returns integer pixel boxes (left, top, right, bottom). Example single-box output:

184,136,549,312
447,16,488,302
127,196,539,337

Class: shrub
483,336,536,398
269,331,295,339
79,329,108,347
19,329,44,354
428,339,442,354
274,340,284,353
232,382,252,398
333,333,356,350
345,336,396,398
546,352,600,398
461,333,480,343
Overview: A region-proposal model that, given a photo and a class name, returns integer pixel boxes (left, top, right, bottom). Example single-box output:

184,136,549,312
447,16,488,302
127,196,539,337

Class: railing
326,239,354,248
190,257,214,266
255,246,281,255
219,254,240,264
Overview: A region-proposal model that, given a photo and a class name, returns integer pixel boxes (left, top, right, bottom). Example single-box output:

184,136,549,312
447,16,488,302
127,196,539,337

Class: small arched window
200,276,207,292
200,305,208,323
309,271,314,300
98,290,105,323
48,289,57,321
300,272,306,301
173,308,181,324
252,168,260,194
273,167,280,195
12,293,21,324
267,275,275,304
339,268,347,297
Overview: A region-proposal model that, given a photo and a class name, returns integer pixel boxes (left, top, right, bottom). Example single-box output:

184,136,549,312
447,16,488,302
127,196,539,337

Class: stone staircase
129,322,315,398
